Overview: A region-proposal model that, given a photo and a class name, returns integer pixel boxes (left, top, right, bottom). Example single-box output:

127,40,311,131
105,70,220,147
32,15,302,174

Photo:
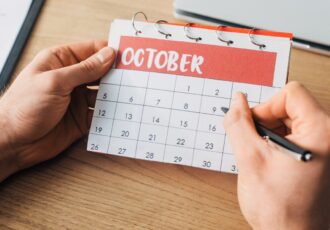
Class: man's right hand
224,82,330,230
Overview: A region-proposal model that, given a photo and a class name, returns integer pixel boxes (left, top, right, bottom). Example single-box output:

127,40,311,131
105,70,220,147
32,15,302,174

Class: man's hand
224,82,330,230
0,40,115,181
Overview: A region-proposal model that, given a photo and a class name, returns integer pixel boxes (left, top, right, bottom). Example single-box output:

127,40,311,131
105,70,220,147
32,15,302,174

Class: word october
120,47,204,74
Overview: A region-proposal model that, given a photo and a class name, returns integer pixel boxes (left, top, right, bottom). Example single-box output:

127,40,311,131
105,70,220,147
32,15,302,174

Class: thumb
223,92,264,167
53,47,115,90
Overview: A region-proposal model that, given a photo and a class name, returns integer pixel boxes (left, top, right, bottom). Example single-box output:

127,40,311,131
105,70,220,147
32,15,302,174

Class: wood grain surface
0,0,329,229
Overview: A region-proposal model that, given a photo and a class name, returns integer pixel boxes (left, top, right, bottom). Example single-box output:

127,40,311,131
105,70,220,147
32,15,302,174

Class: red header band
116,36,276,86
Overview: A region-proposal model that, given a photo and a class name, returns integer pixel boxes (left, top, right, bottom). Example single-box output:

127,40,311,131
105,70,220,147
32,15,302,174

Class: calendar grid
260,85,263,103
190,78,206,166
91,115,226,135
134,72,150,158
220,82,234,172
91,69,278,172
93,69,270,168
100,81,282,90
92,126,224,153
99,82,268,104
162,75,178,162
106,70,124,154
94,99,226,117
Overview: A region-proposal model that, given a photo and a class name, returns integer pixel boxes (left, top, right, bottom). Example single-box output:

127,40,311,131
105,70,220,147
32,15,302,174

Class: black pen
221,107,313,162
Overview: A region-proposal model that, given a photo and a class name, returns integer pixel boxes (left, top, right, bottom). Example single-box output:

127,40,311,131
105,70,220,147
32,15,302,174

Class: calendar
87,18,292,173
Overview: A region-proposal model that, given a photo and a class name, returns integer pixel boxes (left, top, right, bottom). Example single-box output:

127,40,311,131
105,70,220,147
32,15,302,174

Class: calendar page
87,19,292,173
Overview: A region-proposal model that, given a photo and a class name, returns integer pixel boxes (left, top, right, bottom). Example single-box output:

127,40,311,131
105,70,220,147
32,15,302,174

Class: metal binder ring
155,20,172,39
216,25,234,46
249,28,266,49
131,12,148,36
184,23,202,42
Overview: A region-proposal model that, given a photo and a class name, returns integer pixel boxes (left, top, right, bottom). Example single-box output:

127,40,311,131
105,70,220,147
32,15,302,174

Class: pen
221,107,313,162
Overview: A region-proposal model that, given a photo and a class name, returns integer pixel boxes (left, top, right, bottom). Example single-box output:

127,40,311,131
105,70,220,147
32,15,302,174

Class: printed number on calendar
202,160,211,168
153,117,160,123
148,134,156,141
174,156,183,163
121,130,129,137
118,148,126,154
98,109,106,117
205,142,214,150
95,127,103,133
176,138,185,145
208,124,216,132
180,120,188,128
125,113,133,120
90,144,99,151
145,152,154,159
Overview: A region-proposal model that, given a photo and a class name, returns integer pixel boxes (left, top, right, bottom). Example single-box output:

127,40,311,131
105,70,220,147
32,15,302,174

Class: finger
271,125,289,136
224,92,265,168
252,82,323,128
87,89,97,108
64,40,108,62
52,47,115,91
31,40,108,69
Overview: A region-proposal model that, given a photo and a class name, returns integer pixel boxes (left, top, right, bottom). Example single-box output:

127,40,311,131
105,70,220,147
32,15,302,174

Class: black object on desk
0,0,44,92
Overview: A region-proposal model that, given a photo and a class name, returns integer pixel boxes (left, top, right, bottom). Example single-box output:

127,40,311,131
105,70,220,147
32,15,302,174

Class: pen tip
221,107,229,114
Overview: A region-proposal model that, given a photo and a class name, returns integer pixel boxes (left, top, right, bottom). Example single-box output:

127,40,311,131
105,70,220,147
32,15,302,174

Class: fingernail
97,47,114,63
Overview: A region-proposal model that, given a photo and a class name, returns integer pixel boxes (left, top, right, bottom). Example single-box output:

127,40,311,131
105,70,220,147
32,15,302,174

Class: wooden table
1,0,329,229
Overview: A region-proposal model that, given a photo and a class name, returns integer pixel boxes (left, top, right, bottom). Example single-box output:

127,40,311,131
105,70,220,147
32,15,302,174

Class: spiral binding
155,20,172,39
131,12,267,49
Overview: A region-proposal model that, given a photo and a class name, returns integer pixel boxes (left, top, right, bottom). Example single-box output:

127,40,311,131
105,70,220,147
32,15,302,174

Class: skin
224,85,330,229
0,40,115,181
0,40,329,229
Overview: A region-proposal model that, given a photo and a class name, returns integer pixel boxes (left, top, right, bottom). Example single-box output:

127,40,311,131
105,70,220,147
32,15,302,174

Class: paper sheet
87,19,291,173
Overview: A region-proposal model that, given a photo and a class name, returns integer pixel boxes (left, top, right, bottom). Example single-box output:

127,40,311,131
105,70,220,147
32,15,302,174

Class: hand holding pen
222,82,330,230
221,106,313,162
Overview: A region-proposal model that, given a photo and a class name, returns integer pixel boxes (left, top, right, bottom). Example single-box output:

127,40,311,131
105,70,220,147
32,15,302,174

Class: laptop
174,0,330,56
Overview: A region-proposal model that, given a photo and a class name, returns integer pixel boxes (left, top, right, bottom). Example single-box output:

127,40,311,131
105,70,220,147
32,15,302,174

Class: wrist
0,106,18,181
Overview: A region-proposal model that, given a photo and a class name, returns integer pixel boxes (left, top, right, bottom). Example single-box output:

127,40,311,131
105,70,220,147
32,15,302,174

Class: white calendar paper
87,19,292,173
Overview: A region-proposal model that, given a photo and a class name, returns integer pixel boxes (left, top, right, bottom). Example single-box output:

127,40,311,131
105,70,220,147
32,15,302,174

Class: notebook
87,17,292,173
0,0,44,91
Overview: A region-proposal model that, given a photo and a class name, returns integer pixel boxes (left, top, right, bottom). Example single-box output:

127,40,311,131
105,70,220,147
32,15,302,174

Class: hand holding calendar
0,40,114,181
87,17,292,173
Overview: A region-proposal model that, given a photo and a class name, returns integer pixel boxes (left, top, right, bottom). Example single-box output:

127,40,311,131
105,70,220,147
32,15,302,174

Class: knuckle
36,48,53,59
286,81,304,91
37,45,65,59
80,58,97,74
34,47,62,64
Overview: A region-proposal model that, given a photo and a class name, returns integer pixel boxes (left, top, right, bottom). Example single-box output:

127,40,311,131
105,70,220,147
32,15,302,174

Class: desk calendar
87,18,292,174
